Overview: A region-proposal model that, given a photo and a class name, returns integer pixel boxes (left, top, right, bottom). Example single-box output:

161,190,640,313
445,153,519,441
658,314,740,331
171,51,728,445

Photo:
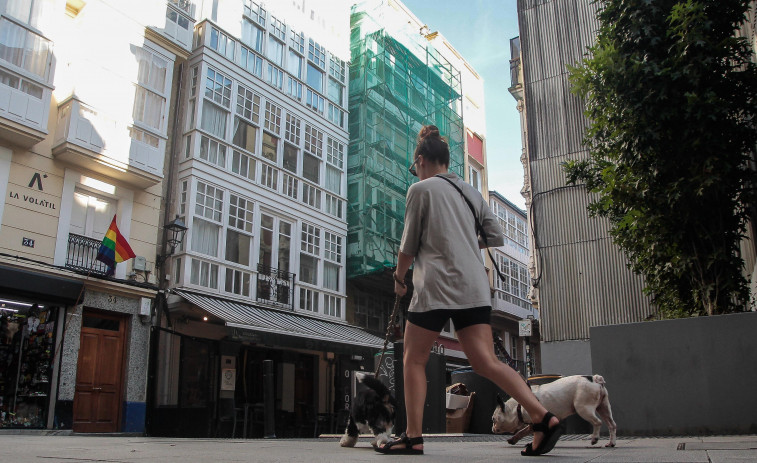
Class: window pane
283,144,298,173
200,102,227,138
278,221,291,273
232,117,257,152
325,165,341,194
302,152,319,183
191,218,219,256
225,229,251,265
306,63,323,93
267,36,284,66
299,254,317,285
287,50,302,78
323,262,339,291
242,20,264,52
262,132,278,162
133,87,165,130
327,78,343,106
259,214,273,268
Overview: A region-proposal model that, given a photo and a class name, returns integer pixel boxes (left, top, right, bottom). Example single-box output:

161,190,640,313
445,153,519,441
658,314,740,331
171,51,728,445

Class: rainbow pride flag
96,215,136,276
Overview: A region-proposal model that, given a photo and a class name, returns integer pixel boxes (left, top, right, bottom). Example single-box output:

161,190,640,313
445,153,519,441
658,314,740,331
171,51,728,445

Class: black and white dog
339,374,396,448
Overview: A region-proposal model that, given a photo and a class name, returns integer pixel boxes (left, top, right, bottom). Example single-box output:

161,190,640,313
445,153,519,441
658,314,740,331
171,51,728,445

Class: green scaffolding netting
347,1,464,279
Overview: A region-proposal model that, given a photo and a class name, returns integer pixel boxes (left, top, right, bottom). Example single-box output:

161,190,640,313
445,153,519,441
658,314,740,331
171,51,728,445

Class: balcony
493,289,538,320
65,233,110,276
51,97,165,189
146,1,196,58
0,16,54,148
256,264,295,310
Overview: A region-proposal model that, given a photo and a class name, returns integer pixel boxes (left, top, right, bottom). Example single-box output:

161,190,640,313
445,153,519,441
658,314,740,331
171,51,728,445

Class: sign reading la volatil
7,171,58,211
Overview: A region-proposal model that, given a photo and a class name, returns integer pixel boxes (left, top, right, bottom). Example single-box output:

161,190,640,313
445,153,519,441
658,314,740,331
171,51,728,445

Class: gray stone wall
58,289,150,403
540,339,592,375
590,312,757,435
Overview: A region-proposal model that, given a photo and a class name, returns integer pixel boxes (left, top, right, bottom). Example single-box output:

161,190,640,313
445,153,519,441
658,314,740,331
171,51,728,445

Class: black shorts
407,306,491,333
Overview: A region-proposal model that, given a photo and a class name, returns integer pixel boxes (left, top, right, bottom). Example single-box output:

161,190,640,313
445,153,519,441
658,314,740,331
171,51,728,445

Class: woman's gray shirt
399,172,504,313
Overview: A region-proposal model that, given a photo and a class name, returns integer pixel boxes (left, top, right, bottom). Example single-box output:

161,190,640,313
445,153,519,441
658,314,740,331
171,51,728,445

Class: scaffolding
346,1,464,279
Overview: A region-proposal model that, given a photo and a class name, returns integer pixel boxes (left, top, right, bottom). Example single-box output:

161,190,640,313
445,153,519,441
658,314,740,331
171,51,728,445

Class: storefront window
0,302,58,428
179,337,211,408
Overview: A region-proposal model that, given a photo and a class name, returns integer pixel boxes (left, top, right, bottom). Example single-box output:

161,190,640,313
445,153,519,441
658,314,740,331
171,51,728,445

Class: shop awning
173,289,389,350
0,264,84,305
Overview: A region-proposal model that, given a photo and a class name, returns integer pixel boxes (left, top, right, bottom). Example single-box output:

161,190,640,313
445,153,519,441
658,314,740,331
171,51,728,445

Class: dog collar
517,404,526,425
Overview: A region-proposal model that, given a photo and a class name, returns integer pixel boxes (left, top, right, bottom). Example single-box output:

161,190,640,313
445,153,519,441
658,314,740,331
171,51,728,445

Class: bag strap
435,175,508,283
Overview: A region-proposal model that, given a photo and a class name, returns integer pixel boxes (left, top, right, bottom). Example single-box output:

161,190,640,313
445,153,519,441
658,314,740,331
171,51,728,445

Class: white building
0,0,194,433
151,0,384,438
488,190,539,375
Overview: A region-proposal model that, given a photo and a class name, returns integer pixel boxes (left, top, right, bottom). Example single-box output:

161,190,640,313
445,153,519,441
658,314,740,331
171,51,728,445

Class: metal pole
263,359,276,438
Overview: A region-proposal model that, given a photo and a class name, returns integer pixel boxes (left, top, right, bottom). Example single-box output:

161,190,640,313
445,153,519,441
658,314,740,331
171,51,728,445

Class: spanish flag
96,215,136,276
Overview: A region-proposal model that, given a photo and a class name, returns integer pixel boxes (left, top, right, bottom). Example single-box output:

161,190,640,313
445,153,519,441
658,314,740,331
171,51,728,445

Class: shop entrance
0,301,59,429
236,348,317,438
73,310,127,432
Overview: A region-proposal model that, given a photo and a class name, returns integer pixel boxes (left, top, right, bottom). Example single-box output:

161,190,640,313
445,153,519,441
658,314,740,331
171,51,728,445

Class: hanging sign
519,319,532,337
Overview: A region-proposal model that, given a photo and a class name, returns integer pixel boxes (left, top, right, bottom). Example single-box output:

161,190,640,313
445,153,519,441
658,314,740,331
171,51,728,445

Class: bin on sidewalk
450,369,506,434
445,390,475,433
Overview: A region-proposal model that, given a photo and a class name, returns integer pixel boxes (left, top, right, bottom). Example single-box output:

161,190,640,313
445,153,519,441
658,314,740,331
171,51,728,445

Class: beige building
0,0,194,432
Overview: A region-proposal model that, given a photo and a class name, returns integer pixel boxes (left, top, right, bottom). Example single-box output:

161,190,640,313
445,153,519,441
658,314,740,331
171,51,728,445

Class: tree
565,0,757,317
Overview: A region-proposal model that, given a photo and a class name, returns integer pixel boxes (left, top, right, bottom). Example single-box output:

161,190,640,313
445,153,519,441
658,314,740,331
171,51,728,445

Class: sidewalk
0,433,755,462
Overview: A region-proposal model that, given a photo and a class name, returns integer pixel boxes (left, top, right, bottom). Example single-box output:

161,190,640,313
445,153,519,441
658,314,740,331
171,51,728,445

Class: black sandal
374,432,424,455
521,412,564,456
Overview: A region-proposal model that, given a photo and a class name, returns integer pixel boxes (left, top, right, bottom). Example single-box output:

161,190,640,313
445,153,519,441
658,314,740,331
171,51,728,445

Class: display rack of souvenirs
0,305,55,428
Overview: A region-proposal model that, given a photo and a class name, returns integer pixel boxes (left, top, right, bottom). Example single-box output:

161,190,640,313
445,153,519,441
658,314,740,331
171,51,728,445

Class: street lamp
156,216,187,268
164,216,187,254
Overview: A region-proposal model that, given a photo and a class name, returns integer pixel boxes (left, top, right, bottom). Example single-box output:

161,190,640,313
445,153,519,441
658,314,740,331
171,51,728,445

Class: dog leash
374,293,402,377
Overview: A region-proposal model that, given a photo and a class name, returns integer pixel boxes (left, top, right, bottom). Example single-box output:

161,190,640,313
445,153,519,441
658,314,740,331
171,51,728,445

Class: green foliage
566,0,757,317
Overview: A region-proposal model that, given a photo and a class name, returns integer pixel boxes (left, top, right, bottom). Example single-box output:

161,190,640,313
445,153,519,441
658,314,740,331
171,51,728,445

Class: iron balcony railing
65,233,110,275
256,264,295,310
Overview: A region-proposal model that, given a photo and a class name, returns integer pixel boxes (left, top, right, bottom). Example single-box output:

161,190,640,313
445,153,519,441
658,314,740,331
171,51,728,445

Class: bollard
263,359,276,438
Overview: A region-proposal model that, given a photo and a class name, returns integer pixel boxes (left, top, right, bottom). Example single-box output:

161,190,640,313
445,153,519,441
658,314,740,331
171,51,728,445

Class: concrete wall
591,312,757,435
541,339,592,375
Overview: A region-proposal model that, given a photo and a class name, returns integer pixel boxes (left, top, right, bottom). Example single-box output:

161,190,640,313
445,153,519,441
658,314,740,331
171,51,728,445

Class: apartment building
488,190,539,376
148,0,385,438
345,0,464,337
0,0,195,432
514,0,653,374
421,29,496,370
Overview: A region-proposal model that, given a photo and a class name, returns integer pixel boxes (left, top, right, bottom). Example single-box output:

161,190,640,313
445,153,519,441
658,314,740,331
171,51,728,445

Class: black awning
174,289,389,350
0,264,84,305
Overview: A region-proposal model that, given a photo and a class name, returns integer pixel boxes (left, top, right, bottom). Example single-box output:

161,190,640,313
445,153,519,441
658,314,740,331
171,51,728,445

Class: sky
399,0,526,209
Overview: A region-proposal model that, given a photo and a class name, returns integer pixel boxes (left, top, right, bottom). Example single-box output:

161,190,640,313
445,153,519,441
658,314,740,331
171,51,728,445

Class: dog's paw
605,442,616,448
591,438,599,445
373,432,391,447
507,438,517,445
339,434,358,447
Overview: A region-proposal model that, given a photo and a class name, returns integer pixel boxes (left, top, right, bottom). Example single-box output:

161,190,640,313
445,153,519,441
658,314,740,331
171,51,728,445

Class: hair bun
419,125,441,140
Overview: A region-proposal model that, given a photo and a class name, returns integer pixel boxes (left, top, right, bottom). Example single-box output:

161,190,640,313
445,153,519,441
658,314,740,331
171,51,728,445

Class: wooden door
73,311,126,433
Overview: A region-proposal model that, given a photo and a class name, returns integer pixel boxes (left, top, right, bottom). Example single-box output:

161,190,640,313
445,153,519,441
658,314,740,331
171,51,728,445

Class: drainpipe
145,61,185,435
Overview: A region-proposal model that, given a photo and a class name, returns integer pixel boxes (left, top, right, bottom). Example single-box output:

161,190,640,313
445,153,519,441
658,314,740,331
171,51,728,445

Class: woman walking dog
375,125,564,456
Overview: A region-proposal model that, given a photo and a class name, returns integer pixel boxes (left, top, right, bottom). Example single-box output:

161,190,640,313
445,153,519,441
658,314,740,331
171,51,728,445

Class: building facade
0,0,385,437
514,0,657,374
420,28,494,370
0,0,188,432
488,190,539,376
345,0,464,355
515,0,757,373
148,0,385,438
